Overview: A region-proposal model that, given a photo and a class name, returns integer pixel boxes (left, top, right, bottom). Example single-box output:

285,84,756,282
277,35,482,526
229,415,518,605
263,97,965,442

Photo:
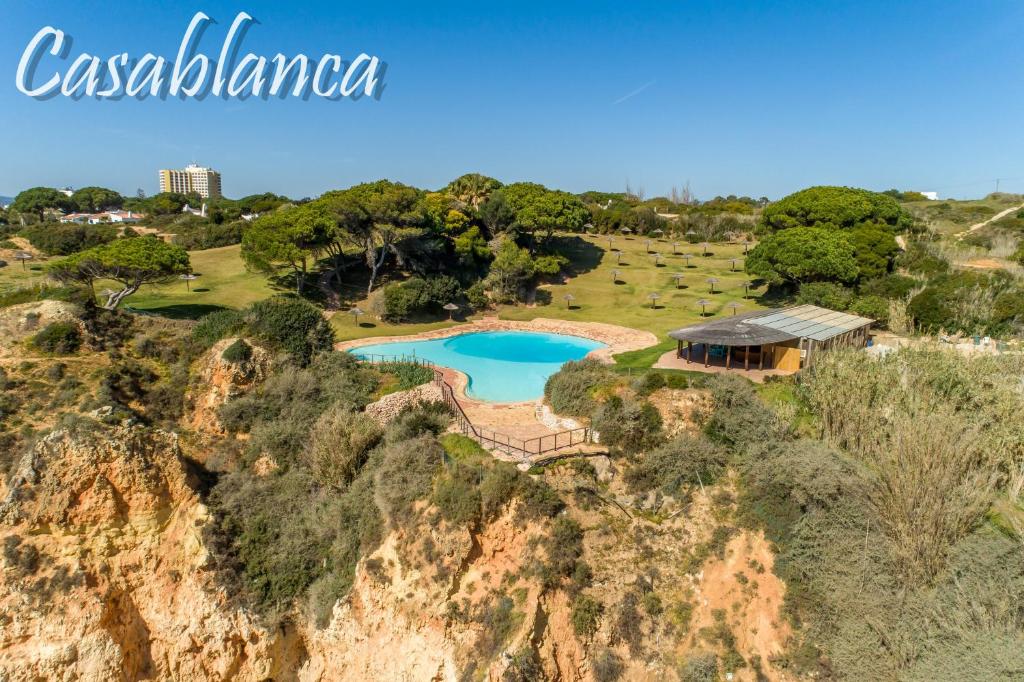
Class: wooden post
726,347,732,369
744,345,750,370
704,343,709,367
759,345,765,370
687,341,693,363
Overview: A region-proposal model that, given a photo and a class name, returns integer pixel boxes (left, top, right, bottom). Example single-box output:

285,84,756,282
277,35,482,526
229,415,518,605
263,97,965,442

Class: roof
669,304,872,346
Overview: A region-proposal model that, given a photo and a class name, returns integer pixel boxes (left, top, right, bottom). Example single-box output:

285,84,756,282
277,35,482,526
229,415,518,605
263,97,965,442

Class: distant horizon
3,1,1022,202
0,172,1015,205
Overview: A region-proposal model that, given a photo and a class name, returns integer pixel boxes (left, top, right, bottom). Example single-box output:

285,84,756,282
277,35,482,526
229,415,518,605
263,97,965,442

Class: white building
158,164,222,199
920,191,939,201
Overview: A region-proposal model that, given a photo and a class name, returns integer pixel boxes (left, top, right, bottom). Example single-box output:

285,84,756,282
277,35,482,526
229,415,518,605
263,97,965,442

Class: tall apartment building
158,164,222,199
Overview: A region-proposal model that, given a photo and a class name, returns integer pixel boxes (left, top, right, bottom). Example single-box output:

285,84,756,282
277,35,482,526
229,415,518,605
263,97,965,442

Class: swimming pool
349,331,606,402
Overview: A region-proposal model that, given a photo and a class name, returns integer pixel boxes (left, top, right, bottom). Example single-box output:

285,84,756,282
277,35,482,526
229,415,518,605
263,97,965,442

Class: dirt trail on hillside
954,202,1024,240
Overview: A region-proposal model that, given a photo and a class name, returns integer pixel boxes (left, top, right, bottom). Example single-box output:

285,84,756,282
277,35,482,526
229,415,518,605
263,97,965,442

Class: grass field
0,244,279,319
498,233,764,337
2,235,767,360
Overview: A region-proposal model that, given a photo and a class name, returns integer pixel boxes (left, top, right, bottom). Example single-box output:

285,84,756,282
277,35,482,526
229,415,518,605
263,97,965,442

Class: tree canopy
746,226,859,285
241,204,333,293
71,186,123,212
501,182,589,242
49,236,191,308
11,187,73,218
444,173,502,209
759,186,911,232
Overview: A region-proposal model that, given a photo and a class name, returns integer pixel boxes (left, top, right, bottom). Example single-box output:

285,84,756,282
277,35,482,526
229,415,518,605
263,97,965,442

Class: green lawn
498,233,765,339
331,316,461,342
123,244,281,318
0,244,280,319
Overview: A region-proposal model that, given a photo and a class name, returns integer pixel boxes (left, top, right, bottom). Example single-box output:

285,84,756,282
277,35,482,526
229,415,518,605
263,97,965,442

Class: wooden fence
353,352,590,460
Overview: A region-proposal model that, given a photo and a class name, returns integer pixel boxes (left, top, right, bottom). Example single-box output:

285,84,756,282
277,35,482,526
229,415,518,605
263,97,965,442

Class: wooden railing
353,352,590,460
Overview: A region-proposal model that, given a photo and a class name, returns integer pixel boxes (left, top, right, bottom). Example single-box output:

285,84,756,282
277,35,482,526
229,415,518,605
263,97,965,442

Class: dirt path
954,202,1024,240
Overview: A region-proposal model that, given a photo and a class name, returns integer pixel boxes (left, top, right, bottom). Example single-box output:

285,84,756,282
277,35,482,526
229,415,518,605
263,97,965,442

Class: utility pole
996,178,1001,193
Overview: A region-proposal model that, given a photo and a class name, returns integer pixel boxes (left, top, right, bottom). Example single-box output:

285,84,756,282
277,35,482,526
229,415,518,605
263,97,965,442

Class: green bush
305,406,382,490
591,395,664,453
796,281,853,310
377,361,434,390
544,359,615,417
432,462,483,526
192,309,245,346
374,435,443,527
571,594,603,637
221,338,253,364
31,322,81,354
21,223,117,255
859,273,919,300
245,297,335,365
848,295,889,326
624,434,730,496
382,275,462,321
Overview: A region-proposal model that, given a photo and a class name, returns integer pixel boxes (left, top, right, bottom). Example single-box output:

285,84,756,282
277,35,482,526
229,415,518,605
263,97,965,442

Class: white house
920,191,939,201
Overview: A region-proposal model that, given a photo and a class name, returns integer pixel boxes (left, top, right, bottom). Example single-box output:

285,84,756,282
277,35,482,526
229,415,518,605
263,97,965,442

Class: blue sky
2,1,1022,200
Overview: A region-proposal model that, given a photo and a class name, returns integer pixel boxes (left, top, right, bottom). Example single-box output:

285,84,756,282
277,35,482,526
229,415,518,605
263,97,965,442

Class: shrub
859,273,919,300
245,297,334,365
31,322,81,354
848,295,889,327
540,516,585,587
592,649,624,682
377,361,434,390
591,395,664,453
624,434,730,496
679,652,719,682
305,406,382,490
192,309,245,346
544,359,615,417
432,462,483,526
382,275,462,321
571,594,603,637
21,223,117,255
796,281,853,310
221,338,253,364
383,401,451,443
374,435,443,527
466,280,489,311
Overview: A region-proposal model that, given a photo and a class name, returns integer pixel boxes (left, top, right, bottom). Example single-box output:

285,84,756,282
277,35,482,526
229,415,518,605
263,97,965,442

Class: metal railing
353,352,590,460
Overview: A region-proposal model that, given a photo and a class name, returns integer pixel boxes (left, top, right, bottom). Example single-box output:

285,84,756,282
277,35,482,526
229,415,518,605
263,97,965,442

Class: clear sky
1,1,1022,200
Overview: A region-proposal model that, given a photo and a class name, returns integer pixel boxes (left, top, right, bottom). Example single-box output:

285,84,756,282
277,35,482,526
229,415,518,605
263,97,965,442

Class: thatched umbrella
652,252,663,266
611,269,621,283
644,238,653,252
647,292,661,309
681,253,694,268
671,241,680,254
743,280,754,298
671,273,684,288
729,257,741,272
349,306,363,324
443,302,459,320
563,293,575,309
706,277,719,293
685,229,697,243
179,273,199,291
615,250,623,264
620,226,633,236
700,241,711,256
743,239,753,254
606,235,615,250
14,251,33,270
652,228,664,239
727,301,741,315
696,298,712,316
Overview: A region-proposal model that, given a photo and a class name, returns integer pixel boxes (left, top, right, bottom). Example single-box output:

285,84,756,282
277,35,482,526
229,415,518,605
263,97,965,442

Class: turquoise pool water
350,331,606,402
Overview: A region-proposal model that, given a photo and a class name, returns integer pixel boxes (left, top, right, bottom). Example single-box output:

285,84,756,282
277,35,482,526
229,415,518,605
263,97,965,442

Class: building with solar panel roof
668,304,873,373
